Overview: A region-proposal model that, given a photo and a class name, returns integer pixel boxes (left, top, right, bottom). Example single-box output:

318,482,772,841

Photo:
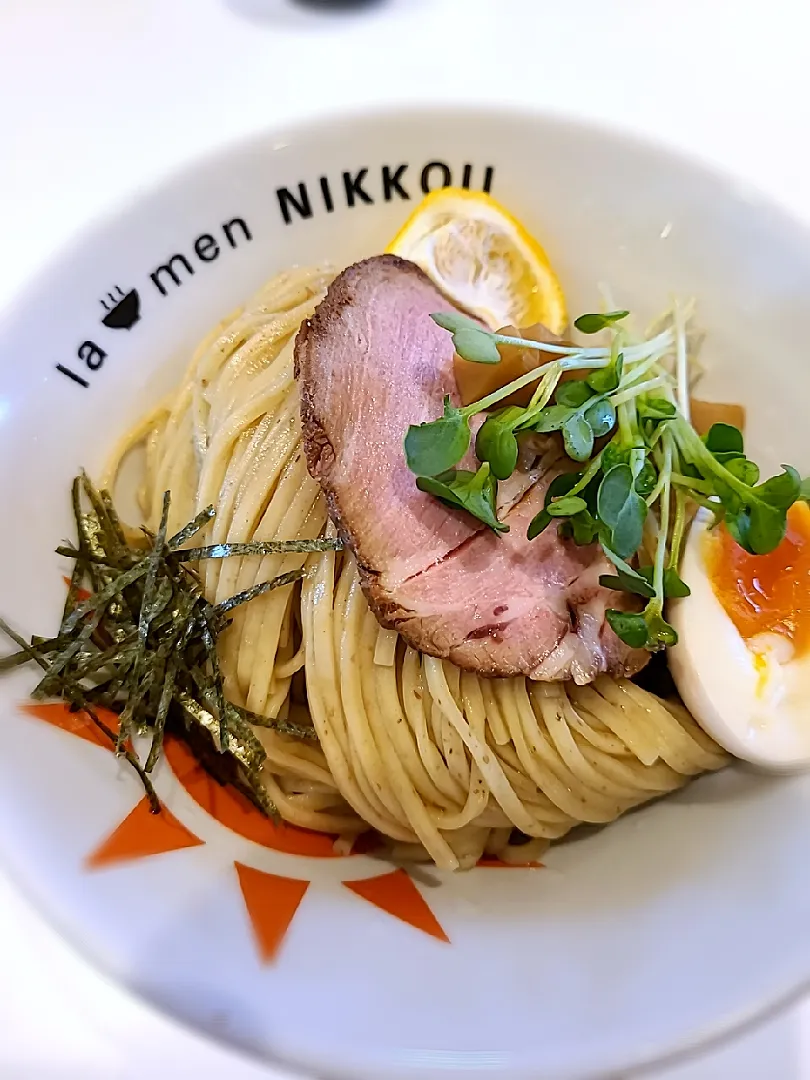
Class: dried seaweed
235,700,318,741
172,538,342,561
168,505,216,549
213,569,305,617
0,475,342,816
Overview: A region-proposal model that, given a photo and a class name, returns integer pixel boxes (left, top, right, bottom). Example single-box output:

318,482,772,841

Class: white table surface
2,0,810,1076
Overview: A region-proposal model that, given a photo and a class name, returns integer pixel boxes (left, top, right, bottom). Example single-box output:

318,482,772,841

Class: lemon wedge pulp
386,187,567,333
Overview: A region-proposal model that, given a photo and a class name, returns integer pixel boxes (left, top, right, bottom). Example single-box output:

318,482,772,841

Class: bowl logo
100,286,141,331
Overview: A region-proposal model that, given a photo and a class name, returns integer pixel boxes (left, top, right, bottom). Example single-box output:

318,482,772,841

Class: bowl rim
0,99,808,1080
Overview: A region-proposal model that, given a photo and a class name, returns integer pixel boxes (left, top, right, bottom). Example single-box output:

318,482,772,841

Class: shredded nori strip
168,505,216,549
236,700,319,741
0,475,343,816
117,490,171,752
171,537,342,561
145,649,179,773
212,569,305,617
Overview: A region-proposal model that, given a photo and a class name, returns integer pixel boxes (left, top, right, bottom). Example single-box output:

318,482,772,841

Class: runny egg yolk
705,501,810,657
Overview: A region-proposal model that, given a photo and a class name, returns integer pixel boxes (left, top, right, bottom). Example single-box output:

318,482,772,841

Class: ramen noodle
102,266,727,871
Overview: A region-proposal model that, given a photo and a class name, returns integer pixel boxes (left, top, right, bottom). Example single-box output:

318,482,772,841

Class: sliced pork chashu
295,254,646,683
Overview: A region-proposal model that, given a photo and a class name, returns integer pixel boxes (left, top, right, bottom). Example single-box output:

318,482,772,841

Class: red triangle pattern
235,862,310,963
86,796,203,869
343,869,449,943
22,701,121,752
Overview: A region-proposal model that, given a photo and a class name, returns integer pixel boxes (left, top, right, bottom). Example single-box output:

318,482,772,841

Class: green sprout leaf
606,604,678,651
723,456,760,486
633,459,657,497
599,571,656,599
570,509,600,545
546,473,583,503
404,396,470,477
587,353,624,394
452,327,503,365
632,564,691,598
605,609,649,648
747,501,787,554
530,404,575,434
678,459,702,481
584,398,617,438
527,473,584,541
527,508,552,540
475,415,520,480
597,464,634,528
712,477,739,514
574,310,630,335
611,493,647,559
755,465,800,509
800,476,810,502
429,313,503,364
556,380,594,408
529,503,596,544
562,414,594,461
602,545,688,600
704,422,744,455
547,496,588,518
640,397,677,419
416,463,508,533
430,312,483,334
722,501,786,556
596,464,647,558
724,506,751,551
600,441,628,474
660,567,691,598
707,465,799,556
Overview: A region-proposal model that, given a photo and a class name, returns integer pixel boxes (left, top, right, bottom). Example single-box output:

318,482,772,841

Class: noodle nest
104,267,726,871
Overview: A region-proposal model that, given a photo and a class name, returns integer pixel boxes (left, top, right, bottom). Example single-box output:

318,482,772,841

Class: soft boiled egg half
670,501,810,770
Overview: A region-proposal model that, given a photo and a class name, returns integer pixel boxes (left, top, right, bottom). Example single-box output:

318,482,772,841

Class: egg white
669,508,810,770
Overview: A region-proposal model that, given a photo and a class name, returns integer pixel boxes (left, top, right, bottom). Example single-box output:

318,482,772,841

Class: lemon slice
386,187,567,333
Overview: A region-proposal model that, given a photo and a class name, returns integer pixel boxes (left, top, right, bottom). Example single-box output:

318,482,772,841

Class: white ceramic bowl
1,105,810,1080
